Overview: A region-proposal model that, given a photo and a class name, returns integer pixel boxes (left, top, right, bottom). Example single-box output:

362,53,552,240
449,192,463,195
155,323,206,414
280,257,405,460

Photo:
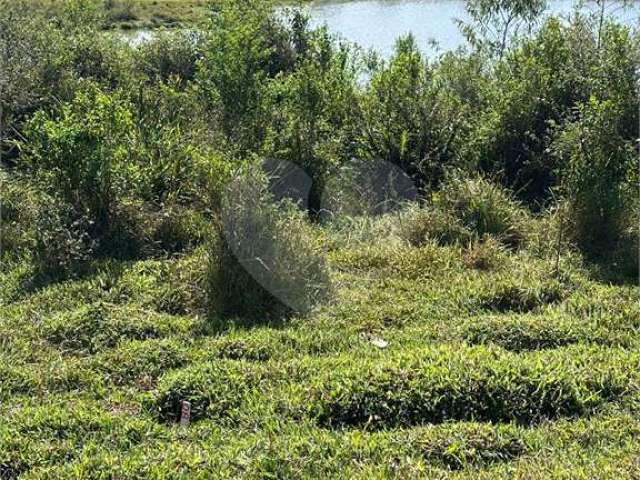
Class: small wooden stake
180,400,191,427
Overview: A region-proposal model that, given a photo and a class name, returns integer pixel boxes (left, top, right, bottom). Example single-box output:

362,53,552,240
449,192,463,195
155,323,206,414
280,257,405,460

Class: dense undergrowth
1,0,640,478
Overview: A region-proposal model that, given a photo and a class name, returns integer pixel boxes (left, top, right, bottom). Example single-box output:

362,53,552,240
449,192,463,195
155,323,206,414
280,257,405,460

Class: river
127,0,640,57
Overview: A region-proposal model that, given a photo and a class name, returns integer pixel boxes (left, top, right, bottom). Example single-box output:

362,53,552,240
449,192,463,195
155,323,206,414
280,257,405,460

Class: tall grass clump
553,98,636,268
396,175,530,248
208,165,330,319
437,174,530,247
0,173,41,260
0,173,93,279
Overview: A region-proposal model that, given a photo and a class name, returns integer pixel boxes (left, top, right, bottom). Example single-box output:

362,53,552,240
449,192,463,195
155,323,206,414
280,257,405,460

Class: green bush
104,0,138,24
461,237,508,270
149,205,209,255
0,359,38,400
23,86,135,233
408,423,527,470
43,304,179,354
478,278,566,313
356,35,467,193
197,0,279,153
129,81,222,204
32,202,94,279
95,338,188,385
394,176,529,248
553,97,636,261
208,166,330,318
463,314,583,351
0,174,45,260
262,24,358,216
0,173,94,278
134,31,201,84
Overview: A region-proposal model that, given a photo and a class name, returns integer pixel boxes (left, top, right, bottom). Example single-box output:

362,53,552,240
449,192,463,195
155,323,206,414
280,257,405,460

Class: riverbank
103,0,310,29
103,0,208,29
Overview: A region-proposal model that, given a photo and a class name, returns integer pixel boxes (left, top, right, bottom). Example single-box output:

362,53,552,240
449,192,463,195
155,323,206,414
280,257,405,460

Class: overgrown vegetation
1,0,639,477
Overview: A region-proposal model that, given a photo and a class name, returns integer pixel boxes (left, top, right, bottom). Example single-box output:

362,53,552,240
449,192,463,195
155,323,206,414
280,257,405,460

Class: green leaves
23,86,134,230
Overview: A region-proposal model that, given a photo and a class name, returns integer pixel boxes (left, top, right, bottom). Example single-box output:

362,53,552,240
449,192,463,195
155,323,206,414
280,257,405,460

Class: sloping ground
1,233,639,479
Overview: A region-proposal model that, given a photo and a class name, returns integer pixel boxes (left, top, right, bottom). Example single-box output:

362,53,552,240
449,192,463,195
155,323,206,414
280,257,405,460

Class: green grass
100,0,310,30
104,0,210,30
1,209,640,478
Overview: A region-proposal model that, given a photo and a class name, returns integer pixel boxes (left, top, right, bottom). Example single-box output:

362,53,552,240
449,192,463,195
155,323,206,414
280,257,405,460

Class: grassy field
2,206,640,479
21,0,311,30
2,1,640,477
103,0,210,29
28,0,213,29
101,0,306,29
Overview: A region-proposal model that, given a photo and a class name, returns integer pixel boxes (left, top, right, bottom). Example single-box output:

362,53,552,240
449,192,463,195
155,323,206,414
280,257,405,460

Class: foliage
133,30,202,84
208,165,330,318
461,0,547,57
392,175,529,249
151,360,267,422
305,345,634,429
437,174,530,247
197,0,278,154
263,19,359,215
356,35,466,194
1,1,640,476
0,0,127,160
553,97,636,258
23,87,135,232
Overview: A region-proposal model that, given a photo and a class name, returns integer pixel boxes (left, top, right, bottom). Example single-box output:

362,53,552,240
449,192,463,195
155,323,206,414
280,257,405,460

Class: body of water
126,0,640,57
305,0,639,56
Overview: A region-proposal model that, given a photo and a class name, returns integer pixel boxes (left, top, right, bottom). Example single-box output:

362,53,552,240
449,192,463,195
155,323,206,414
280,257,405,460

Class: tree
460,0,547,58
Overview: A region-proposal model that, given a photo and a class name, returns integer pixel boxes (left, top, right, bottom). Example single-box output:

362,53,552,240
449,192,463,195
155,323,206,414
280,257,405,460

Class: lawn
2,210,639,478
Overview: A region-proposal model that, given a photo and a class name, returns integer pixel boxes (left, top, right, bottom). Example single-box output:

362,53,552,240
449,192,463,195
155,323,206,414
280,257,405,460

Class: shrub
0,173,94,278
553,97,636,261
408,423,527,470
43,304,178,354
104,0,138,24
32,202,94,280
0,359,38,400
0,173,45,260
149,206,209,255
356,35,467,193
462,314,583,351
95,338,188,385
197,0,277,153
478,278,566,313
129,81,222,204
0,1,104,140
262,26,359,216
23,86,135,233
134,31,201,84
461,237,508,270
393,176,529,248
208,166,330,318
321,159,418,219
